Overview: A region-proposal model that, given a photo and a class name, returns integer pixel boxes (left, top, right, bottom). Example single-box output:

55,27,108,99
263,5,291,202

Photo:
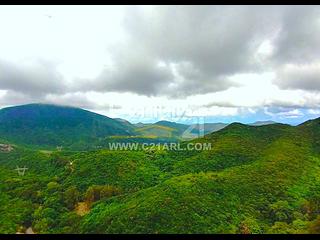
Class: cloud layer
0,5,320,123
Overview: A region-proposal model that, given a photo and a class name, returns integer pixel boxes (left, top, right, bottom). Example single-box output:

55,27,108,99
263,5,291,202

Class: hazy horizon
0,102,314,126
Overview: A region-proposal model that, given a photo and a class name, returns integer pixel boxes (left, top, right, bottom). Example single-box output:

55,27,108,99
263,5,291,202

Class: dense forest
1,113,320,234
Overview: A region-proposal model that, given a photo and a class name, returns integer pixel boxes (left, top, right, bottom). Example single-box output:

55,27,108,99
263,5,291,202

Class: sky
0,5,320,125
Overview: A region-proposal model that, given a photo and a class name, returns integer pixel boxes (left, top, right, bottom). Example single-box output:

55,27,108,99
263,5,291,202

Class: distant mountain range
0,104,280,149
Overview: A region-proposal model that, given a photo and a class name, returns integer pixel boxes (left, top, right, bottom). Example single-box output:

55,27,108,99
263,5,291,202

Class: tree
84,185,121,206
100,185,121,199
84,186,96,206
50,154,69,168
32,206,56,233
308,194,320,218
267,222,293,234
238,217,262,234
33,218,50,233
63,186,80,210
58,212,81,233
47,181,60,194
269,200,293,223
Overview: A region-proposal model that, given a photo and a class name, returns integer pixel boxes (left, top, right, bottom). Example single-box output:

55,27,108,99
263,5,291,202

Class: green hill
1,115,320,234
80,119,320,234
0,104,134,149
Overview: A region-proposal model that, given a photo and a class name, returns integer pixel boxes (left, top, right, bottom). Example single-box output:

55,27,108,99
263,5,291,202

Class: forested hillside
1,117,320,234
0,104,134,149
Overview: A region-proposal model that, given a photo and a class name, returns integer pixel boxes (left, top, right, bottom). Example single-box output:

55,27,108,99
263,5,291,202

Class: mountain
0,104,134,149
0,104,231,147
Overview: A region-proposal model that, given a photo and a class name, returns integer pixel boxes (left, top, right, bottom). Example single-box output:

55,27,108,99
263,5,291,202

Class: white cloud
0,6,320,123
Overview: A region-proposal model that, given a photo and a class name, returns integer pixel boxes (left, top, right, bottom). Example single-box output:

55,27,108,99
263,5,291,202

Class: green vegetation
0,104,134,150
0,104,225,150
134,124,178,138
0,108,320,234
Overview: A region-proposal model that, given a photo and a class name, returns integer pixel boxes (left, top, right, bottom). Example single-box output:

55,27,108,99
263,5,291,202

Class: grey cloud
265,100,320,109
119,5,320,96
44,93,122,111
44,93,98,110
124,6,268,73
166,62,239,97
203,101,240,109
0,59,66,96
0,90,93,110
0,90,38,107
91,53,174,96
0,90,122,113
275,63,320,91
85,5,281,97
270,6,320,91
264,107,303,119
271,6,320,64
204,97,320,110
2,5,320,101
264,106,297,114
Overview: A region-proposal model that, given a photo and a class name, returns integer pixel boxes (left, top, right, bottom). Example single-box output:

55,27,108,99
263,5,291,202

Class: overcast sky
0,5,320,124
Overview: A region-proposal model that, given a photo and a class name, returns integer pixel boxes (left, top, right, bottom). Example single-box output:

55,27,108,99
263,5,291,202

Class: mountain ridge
0,103,319,150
